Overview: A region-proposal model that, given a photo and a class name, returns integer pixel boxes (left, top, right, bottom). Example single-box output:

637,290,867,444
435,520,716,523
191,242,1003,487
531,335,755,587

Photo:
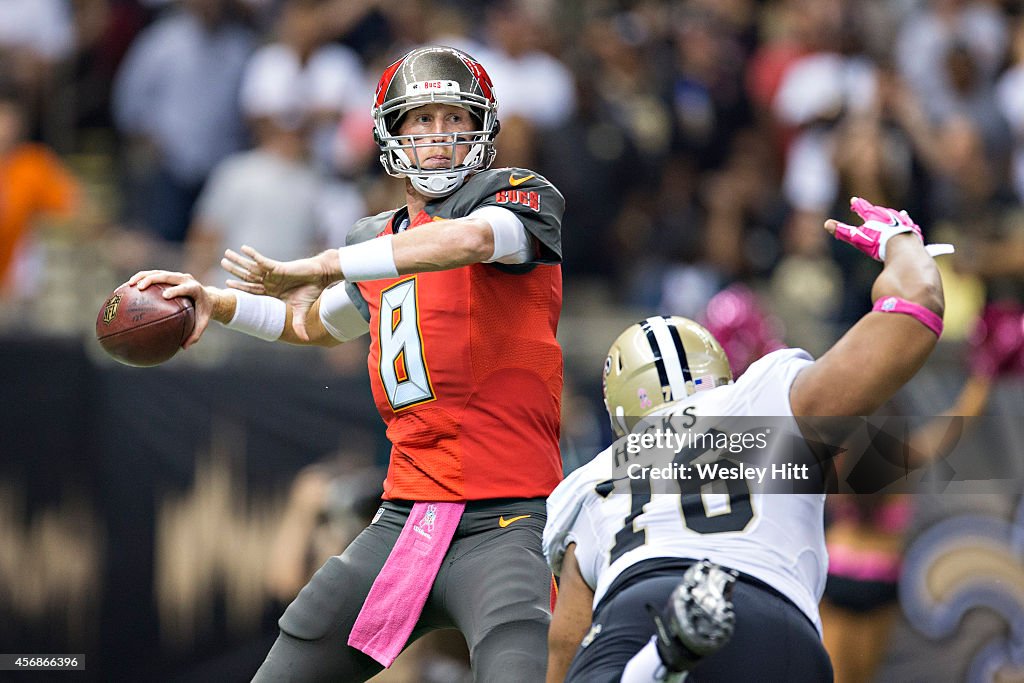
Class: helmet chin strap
612,405,629,438
411,170,467,197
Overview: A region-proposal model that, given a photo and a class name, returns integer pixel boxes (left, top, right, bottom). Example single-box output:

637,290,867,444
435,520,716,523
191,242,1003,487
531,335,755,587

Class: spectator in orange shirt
0,88,79,294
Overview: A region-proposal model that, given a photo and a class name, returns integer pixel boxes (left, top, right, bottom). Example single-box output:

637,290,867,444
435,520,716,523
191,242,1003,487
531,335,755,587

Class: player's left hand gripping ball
827,197,953,260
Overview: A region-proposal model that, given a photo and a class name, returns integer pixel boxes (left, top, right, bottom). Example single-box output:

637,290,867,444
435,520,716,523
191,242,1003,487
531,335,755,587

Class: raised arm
238,216,497,285
392,216,499,272
221,210,533,295
790,198,945,417
219,208,535,339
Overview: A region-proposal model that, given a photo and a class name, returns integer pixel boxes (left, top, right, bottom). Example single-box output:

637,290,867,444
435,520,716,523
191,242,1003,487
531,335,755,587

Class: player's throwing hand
128,270,217,348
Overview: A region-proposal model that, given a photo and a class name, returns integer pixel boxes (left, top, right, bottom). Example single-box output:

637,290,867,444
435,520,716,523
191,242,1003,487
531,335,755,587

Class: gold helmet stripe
644,316,689,401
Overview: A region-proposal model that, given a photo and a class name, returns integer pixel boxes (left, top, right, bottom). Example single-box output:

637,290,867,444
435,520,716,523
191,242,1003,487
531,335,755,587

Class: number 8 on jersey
378,278,435,410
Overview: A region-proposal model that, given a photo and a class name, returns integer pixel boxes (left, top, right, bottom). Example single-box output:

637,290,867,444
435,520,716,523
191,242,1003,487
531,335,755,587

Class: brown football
95,283,195,367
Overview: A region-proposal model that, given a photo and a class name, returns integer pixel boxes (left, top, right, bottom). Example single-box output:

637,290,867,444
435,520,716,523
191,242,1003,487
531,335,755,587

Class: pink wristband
872,296,943,338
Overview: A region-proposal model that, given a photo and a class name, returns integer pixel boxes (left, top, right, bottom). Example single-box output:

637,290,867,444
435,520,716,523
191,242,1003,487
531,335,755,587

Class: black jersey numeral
602,430,756,564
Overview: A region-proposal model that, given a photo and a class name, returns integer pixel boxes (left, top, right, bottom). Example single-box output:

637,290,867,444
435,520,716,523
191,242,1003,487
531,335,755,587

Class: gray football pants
252,498,551,682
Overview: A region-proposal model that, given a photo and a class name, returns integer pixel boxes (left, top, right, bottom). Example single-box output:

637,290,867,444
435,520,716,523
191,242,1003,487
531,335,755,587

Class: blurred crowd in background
5,0,1024,478
3,2,1024,680
2,0,1023,357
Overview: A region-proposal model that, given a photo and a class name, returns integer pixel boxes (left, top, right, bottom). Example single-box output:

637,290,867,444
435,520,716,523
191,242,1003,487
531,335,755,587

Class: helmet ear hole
386,109,406,133
492,118,501,140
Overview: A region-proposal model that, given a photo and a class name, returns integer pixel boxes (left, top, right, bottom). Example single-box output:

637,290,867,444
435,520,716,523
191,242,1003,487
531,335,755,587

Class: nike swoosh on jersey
509,174,535,187
498,514,531,527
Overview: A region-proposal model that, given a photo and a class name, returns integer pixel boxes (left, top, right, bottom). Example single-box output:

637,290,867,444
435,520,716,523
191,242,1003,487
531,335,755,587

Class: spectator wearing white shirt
186,32,365,287
113,0,256,242
242,0,371,176
996,18,1024,204
773,51,879,215
477,0,576,131
0,0,74,64
894,0,1008,125
0,0,75,140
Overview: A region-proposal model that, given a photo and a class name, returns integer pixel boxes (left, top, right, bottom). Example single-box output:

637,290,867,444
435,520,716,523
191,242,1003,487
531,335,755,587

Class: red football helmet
372,46,500,197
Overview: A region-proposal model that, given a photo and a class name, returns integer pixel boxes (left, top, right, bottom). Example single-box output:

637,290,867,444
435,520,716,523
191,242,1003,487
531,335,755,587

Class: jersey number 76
600,432,756,564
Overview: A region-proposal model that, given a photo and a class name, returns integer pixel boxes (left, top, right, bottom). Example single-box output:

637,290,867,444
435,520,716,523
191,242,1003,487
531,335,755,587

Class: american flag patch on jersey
693,374,715,393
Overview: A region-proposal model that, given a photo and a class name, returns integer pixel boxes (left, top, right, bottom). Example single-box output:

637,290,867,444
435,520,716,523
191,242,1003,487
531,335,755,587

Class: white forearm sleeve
470,206,534,265
318,282,370,342
225,291,286,341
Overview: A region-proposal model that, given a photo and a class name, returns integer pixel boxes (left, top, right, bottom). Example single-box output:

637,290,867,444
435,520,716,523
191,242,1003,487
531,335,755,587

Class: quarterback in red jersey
343,165,564,502
131,46,564,681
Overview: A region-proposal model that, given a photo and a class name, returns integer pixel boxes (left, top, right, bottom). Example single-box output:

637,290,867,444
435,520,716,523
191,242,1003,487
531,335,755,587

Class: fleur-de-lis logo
901,499,1024,682
102,294,122,325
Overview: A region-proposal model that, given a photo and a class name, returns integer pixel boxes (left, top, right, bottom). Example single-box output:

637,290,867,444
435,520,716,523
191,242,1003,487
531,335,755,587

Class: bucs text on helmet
372,46,500,198
603,316,733,438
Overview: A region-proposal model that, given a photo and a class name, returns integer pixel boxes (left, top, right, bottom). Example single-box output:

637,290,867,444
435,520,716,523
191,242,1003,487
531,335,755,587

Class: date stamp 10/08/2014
0,655,85,671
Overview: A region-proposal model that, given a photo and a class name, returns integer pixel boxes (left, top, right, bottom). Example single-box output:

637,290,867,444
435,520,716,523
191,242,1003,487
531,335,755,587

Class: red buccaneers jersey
344,168,565,501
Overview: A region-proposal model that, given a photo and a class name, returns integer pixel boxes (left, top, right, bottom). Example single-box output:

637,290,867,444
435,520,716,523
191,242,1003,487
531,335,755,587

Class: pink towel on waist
348,501,464,667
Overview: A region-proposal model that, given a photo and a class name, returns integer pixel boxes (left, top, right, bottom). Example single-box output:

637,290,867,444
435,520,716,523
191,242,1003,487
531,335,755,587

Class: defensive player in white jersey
544,197,947,682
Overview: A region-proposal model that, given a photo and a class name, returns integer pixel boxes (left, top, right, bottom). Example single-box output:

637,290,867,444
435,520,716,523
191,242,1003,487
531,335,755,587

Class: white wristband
875,223,917,262
925,243,955,257
337,234,398,282
225,290,286,341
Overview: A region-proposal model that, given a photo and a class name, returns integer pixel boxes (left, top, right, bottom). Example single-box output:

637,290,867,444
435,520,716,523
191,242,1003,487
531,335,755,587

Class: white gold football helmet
603,316,733,438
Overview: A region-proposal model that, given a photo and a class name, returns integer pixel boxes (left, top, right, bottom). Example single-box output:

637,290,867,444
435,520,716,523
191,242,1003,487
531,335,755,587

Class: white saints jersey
543,348,827,634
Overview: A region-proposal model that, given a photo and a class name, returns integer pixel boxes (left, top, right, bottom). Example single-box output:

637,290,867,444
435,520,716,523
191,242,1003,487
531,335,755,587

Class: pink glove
830,197,923,261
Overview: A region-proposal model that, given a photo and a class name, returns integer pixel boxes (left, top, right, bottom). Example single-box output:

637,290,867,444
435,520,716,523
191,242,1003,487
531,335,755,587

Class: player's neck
404,181,429,219
405,197,427,219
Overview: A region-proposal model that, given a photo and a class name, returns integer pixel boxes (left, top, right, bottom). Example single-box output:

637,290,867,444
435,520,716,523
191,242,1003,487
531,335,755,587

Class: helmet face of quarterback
372,46,500,198
603,316,733,438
